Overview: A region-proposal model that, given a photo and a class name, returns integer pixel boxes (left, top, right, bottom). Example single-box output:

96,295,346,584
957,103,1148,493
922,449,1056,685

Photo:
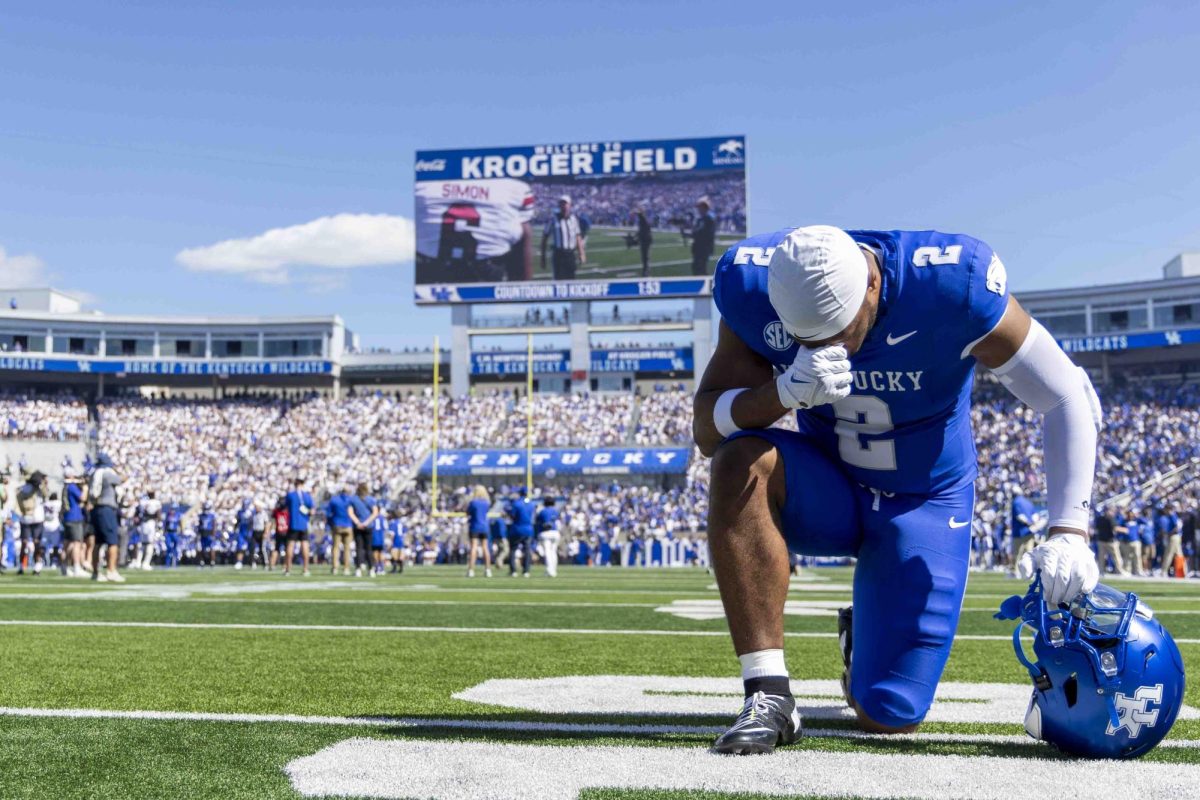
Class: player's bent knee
851,686,926,734
710,435,777,493
852,702,921,735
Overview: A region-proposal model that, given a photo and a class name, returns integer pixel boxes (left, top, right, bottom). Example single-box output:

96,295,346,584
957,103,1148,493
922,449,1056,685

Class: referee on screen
541,195,586,280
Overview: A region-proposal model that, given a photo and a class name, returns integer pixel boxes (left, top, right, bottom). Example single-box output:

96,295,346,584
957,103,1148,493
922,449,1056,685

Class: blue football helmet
995,576,1186,758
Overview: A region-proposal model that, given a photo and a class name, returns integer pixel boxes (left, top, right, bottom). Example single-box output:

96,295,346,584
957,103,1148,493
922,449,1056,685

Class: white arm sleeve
990,319,1100,532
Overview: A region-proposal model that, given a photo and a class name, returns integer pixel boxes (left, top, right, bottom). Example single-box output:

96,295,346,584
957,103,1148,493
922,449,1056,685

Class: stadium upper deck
3,252,1200,394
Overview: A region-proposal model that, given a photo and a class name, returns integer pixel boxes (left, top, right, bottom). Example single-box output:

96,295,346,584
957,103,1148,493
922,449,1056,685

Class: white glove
775,344,853,410
1018,532,1099,606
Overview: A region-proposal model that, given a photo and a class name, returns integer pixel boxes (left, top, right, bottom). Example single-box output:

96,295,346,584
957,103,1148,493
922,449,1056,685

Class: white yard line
0,584,721,598
285,738,1200,800
2,705,1194,751
3,619,1199,645
0,706,719,736
0,594,661,609
2,619,1199,643
0,619,737,636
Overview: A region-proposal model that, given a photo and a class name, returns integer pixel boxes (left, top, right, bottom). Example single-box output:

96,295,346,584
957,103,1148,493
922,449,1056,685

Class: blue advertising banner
471,351,570,376
469,348,694,375
417,277,711,303
1057,327,1200,354
590,347,693,373
420,447,692,477
414,134,746,305
0,356,333,376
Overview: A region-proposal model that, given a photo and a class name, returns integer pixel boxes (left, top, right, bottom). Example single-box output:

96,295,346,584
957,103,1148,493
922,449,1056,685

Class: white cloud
0,246,49,287
176,213,414,284
0,246,96,307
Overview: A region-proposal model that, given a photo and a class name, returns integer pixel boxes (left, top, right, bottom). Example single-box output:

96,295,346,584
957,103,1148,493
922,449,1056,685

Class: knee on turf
850,685,926,734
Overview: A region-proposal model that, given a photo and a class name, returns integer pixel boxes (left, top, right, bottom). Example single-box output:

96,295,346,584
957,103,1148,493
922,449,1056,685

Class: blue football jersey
713,228,1009,495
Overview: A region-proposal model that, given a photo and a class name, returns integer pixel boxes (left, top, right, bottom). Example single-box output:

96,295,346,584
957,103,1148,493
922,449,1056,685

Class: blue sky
3,1,1199,349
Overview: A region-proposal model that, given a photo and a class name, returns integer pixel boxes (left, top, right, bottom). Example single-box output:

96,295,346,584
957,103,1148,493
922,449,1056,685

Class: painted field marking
0,581,436,601
454,676,1200,725
4,619,1200,644
2,705,1197,750
0,706,718,736
0,593,661,610
0,619,736,637
708,582,854,592
0,581,726,598
285,737,1200,800
657,599,844,619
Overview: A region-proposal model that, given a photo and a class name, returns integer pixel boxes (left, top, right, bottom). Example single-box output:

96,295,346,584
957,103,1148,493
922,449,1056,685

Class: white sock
738,649,788,680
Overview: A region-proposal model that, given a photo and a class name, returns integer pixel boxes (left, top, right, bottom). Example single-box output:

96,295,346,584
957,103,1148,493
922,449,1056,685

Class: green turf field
1,566,1198,799
527,226,743,282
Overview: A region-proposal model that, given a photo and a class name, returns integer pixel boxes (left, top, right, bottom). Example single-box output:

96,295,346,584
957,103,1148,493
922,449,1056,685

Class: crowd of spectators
506,393,633,448
971,381,1200,514
529,172,747,234
91,391,508,530
0,391,88,441
2,379,1199,574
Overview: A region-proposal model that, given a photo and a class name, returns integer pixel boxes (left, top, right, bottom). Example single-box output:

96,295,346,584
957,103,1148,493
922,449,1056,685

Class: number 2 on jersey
833,395,897,470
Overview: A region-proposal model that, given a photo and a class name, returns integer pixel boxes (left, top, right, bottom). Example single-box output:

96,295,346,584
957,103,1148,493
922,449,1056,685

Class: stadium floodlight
429,333,534,519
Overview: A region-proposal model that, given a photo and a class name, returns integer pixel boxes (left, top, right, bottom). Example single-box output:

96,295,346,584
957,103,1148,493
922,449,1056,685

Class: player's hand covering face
1018,533,1100,606
775,344,853,410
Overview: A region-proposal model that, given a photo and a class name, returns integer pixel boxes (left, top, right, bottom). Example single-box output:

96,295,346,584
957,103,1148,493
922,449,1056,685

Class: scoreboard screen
413,135,747,304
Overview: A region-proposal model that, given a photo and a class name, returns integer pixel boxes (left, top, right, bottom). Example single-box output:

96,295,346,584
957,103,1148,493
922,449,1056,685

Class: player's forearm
992,320,1098,533
693,381,787,458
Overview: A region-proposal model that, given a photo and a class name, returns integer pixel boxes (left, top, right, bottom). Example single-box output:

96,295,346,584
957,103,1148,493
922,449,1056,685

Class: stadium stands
2,381,1198,570
0,391,88,441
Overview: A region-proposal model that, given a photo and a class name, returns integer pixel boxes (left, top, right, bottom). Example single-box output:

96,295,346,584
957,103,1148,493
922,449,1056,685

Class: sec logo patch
763,321,793,351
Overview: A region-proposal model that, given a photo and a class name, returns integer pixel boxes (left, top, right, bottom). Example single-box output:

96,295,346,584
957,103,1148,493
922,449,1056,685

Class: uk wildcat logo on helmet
995,576,1186,759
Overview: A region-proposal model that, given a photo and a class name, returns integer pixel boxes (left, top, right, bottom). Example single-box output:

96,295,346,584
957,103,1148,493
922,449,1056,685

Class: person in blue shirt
535,496,562,578
506,488,535,577
197,503,217,568
62,470,88,577
327,486,354,576
284,478,314,577
465,485,493,578
349,484,377,578
234,498,254,571
369,498,388,577
1009,487,1038,568
695,225,1103,752
489,512,507,568
162,502,182,568
388,509,407,574
1114,510,1139,577
1139,508,1157,575
1159,504,1184,578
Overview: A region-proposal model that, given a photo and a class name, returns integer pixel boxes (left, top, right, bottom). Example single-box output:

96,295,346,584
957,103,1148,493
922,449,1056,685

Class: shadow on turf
357,714,1068,759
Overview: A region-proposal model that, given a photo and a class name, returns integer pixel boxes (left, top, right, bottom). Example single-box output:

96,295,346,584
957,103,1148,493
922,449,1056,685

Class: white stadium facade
2,251,1199,396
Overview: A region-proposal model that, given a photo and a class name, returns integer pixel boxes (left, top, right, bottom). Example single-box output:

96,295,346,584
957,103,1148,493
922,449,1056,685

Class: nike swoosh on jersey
948,517,970,528
886,330,918,345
